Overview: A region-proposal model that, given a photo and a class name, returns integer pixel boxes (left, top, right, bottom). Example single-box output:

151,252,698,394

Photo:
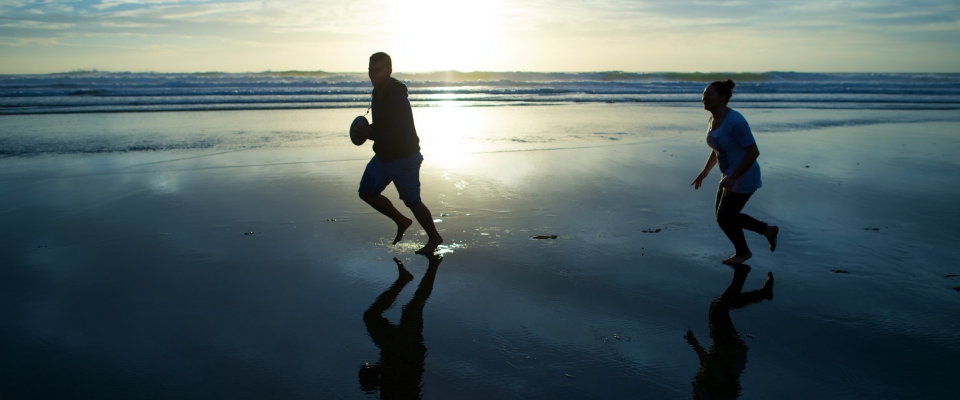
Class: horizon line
3,69,959,76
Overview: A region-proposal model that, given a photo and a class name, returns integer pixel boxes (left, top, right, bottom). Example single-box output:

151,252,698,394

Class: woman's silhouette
359,255,442,399
685,265,773,399
691,80,779,265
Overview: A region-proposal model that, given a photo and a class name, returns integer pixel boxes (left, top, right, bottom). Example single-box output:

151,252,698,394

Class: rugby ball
350,116,369,146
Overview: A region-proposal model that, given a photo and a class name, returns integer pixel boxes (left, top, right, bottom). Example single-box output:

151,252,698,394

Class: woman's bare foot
415,236,444,255
722,251,752,265
764,225,779,252
760,271,774,300
393,217,413,245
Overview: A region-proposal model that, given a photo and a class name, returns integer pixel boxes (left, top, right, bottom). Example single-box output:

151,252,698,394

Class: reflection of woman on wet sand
359,255,441,400
691,80,779,265
685,265,773,400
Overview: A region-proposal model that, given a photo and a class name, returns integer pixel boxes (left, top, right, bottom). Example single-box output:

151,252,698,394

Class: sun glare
414,107,490,170
382,0,508,72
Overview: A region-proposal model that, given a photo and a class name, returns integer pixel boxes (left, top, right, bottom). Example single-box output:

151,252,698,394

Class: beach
3,104,960,398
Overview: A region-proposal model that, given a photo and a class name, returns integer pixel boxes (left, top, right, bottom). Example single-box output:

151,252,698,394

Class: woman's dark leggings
715,187,768,256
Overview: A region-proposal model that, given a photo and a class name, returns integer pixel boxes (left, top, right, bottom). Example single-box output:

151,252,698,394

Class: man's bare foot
393,217,413,245
414,236,443,255
393,257,414,280
722,251,752,265
764,225,779,252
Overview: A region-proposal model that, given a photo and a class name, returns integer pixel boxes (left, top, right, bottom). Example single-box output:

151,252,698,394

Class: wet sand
2,105,959,399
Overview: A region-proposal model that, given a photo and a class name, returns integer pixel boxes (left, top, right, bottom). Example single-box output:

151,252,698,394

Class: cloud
0,0,30,8
511,0,960,29
99,21,165,28
94,0,190,11
8,0,951,38
0,0,958,72
0,20,75,29
0,36,61,46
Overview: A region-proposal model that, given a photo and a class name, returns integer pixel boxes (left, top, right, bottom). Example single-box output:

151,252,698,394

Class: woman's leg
728,192,774,250
735,208,767,236
715,188,759,256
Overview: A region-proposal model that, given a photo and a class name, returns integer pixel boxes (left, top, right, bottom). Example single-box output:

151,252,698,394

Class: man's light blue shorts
358,152,423,207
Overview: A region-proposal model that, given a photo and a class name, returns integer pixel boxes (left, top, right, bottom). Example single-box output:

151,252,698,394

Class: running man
353,52,443,254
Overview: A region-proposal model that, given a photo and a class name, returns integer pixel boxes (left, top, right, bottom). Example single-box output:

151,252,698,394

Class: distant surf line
4,101,959,116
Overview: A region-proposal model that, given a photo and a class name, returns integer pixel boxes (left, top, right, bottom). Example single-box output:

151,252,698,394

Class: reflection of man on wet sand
684,265,773,400
359,255,442,399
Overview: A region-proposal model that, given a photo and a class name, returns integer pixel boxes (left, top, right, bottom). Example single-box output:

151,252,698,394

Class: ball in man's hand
350,116,369,146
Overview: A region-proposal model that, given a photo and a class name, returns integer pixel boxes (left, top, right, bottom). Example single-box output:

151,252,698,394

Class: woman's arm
691,151,718,190
718,144,759,191
684,330,709,366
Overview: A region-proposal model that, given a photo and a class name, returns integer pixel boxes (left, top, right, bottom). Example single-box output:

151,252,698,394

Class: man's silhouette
354,52,443,254
359,255,442,399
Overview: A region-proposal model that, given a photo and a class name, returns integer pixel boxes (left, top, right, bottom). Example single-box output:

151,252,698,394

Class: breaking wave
1,71,958,114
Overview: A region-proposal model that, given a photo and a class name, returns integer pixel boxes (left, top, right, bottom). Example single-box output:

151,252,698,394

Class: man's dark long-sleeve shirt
369,78,420,163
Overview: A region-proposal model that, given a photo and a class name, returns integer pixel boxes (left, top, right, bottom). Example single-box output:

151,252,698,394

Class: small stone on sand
533,235,558,239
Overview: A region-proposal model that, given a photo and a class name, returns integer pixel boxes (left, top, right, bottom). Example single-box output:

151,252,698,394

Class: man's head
368,52,392,88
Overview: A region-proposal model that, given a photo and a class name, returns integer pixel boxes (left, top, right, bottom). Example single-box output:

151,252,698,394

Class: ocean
2,71,959,115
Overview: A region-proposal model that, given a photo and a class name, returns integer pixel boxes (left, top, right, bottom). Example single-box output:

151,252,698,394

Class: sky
1,0,959,74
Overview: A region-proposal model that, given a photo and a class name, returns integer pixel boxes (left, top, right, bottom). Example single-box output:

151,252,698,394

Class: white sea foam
1,71,958,115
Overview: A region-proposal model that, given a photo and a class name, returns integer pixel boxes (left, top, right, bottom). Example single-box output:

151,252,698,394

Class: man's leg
359,193,413,245
408,202,443,254
389,153,443,254
359,156,413,244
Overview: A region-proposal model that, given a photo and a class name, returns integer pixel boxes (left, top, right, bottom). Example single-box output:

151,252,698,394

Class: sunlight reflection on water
416,106,490,171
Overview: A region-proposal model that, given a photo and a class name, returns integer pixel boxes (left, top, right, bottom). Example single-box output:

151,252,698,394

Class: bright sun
380,0,509,71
